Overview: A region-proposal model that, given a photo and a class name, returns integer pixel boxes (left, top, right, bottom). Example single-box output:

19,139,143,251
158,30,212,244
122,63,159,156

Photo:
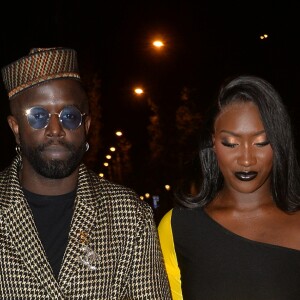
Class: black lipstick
234,171,258,181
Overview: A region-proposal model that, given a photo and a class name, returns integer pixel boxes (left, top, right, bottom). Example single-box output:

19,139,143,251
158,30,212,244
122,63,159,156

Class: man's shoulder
0,160,18,190
98,178,150,211
81,165,151,212
91,177,154,228
84,168,139,199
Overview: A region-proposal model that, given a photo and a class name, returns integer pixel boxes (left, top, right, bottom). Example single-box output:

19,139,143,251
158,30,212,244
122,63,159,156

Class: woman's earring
85,142,90,152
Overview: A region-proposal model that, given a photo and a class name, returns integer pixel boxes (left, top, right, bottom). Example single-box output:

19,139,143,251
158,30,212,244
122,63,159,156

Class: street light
260,33,268,40
164,184,171,191
102,130,131,184
152,40,164,49
134,88,144,95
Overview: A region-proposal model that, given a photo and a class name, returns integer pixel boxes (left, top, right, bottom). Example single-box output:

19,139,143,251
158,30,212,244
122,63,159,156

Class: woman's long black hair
175,75,300,212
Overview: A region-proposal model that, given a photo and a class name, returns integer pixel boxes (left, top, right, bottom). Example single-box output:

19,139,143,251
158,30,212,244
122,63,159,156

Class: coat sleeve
158,209,183,300
126,203,172,299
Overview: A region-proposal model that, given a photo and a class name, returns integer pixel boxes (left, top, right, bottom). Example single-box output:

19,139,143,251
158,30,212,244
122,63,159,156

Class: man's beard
20,140,87,179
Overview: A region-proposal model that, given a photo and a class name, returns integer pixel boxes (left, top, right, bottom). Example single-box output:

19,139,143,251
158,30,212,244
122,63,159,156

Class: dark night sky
0,1,300,189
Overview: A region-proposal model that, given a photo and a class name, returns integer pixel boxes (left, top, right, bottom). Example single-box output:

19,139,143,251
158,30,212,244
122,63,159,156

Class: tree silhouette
175,86,204,182
147,97,164,162
83,72,103,171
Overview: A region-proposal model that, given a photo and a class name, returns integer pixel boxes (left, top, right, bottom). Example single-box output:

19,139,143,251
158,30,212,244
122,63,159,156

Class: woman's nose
237,145,257,167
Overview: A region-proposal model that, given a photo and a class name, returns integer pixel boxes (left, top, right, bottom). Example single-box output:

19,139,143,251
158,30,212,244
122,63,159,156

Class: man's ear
7,115,20,144
84,115,91,134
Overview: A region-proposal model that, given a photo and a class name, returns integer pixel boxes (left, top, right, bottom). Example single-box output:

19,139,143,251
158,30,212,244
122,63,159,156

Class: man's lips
234,171,258,181
42,145,69,158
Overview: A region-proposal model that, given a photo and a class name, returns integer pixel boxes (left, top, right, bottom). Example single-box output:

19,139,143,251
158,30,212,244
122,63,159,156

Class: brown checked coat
0,156,171,299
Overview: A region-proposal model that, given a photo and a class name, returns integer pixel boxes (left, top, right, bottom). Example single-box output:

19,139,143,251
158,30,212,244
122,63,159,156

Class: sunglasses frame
25,105,87,130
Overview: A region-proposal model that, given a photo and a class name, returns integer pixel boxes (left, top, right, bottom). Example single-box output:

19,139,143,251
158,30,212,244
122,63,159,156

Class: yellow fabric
158,209,183,300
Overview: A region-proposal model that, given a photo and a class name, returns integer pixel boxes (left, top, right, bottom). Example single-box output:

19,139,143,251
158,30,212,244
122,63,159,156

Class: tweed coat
0,156,171,299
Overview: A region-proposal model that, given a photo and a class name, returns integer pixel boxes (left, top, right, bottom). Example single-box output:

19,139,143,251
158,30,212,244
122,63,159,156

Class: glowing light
116,131,123,137
134,88,144,95
153,40,164,48
260,33,269,40
165,184,171,191
110,147,116,152
103,162,109,167
145,193,150,198
99,173,104,177
106,155,112,160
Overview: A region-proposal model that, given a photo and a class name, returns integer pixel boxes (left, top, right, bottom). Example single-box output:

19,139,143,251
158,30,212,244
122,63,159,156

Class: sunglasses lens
26,107,49,129
60,106,83,130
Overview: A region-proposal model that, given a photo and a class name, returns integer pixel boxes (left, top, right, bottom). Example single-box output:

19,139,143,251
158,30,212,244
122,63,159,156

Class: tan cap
1,47,81,99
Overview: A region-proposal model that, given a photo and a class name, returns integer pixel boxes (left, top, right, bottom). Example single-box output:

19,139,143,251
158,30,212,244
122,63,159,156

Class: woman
158,75,300,300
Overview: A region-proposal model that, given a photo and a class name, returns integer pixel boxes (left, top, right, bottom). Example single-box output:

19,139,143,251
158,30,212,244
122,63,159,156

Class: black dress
172,206,300,300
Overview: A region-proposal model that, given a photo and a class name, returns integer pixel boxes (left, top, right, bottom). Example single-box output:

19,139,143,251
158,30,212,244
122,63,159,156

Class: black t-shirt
24,188,75,279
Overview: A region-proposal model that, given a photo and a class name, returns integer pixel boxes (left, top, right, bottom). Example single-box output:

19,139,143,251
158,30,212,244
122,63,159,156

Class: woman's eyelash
221,141,237,148
255,141,270,147
221,140,270,148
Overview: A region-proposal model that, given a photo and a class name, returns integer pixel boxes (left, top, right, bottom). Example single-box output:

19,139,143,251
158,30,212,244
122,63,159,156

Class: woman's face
213,101,273,194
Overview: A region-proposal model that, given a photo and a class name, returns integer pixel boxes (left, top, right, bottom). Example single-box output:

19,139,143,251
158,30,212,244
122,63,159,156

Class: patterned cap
1,47,81,99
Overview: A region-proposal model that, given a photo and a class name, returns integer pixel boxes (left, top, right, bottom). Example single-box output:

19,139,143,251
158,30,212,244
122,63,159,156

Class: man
0,47,171,299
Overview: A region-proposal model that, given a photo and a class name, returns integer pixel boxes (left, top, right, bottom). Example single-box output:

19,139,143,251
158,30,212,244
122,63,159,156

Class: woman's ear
7,115,20,144
212,134,216,151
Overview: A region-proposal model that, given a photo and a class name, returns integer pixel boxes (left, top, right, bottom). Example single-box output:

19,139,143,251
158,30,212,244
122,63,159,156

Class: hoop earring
15,145,21,156
85,142,89,152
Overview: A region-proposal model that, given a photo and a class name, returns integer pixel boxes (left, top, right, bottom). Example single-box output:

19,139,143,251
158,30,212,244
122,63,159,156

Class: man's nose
45,114,65,137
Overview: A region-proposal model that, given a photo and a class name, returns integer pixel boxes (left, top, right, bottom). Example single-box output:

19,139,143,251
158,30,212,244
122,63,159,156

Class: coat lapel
58,166,99,289
4,193,63,296
1,156,63,297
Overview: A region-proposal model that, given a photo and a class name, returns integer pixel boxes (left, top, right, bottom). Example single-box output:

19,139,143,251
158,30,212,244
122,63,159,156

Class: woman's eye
255,141,270,147
221,141,238,148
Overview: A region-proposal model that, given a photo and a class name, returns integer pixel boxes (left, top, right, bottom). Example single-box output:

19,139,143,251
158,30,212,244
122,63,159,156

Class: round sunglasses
25,106,86,130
